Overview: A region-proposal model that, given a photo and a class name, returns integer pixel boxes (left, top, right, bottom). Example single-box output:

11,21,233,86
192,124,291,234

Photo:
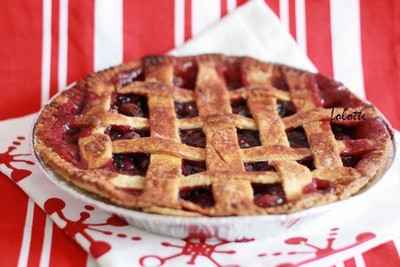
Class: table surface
0,0,399,266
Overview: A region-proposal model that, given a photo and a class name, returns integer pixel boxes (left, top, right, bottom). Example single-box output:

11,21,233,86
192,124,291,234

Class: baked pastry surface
34,54,394,216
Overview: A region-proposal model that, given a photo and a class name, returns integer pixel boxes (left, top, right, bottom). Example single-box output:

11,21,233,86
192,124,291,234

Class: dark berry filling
112,67,144,87
39,87,87,167
237,129,261,148
341,155,362,167
297,156,316,171
105,125,149,140
179,186,215,207
303,178,335,194
271,75,289,91
286,127,309,148
316,74,363,108
217,60,242,90
277,100,296,117
175,101,199,118
111,93,149,117
252,183,286,207
180,129,206,148
355,118,389,140
331,123,356,140
63,124,81,145
173,60,198,90
182,159,206,176
112,153,149,175
244,161,275,172
231,99,252,118
59,124,82,164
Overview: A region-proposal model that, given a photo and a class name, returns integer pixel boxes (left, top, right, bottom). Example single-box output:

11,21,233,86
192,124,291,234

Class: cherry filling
341,155,362,167
297,156,316,171
252,183,286,207
303,178,335,194
271,75,289,91
331,123,356,141
59,124,82,164
63,124,81,145
112,67,144,87
39,87,88,166
179,186,215,207
180,129,206,148
175,101,199,118
217,60,243,90
112,153,149,175
173,60,198,90
105,125,149,140
316,73,363,108
182,160,206,176
355,118,389,140
277,100,296,117
237,129,261,148
231,99,252,118
286,127,309,148
244,161,275,172
111,93,149,117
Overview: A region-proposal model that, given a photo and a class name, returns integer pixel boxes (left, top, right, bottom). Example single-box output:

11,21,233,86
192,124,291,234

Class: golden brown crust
33,54,395,217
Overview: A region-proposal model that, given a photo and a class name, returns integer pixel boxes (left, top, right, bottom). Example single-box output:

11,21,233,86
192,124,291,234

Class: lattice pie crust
34,54,394,216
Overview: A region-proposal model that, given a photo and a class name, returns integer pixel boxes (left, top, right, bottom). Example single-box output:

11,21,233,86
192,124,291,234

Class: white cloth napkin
171,0,315,73
1,0,399,266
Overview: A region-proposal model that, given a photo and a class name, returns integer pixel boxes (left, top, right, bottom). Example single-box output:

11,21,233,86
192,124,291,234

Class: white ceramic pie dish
32,84,396,240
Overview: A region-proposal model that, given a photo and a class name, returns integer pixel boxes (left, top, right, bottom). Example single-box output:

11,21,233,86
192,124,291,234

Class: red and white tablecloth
1,1,399,266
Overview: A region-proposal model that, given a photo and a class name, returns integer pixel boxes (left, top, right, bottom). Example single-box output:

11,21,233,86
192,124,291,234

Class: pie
33,54,394,216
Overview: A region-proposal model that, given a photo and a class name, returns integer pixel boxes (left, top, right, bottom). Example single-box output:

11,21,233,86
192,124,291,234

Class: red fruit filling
316,74,363,108
38,87,87,166
111,93,148,117
237,129,261,148
105,125,149,140
331,123,356,141
112,153,149,175
252,183,286,207
173,60,198,90
217,59,243,90
175,101,199,118
179,186,215,207
271,75,289,91
180,129,206,148
182,160,206,176
286,127,309,148
296,156,316,171
231,98,252,118
244,161,275,172
277,100,296,117
341,155,362,167
303,178,335,194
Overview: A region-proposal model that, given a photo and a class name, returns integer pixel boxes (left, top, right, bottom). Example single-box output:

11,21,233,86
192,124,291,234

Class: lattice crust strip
35,54,393,216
